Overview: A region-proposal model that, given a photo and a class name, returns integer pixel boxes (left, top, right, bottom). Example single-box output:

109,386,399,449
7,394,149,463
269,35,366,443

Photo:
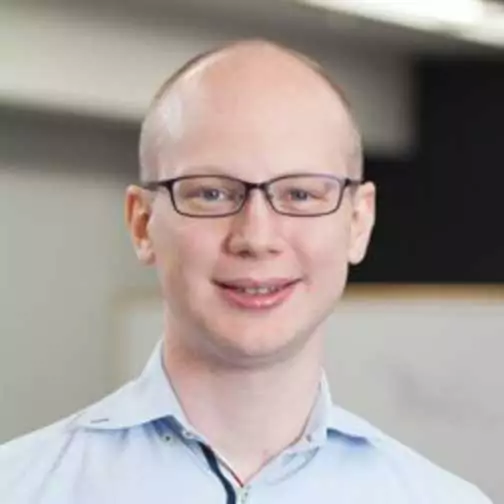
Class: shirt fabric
0,341,492,504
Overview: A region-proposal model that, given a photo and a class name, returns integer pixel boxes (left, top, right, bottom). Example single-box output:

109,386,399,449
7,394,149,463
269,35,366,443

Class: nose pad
225,190,282,258
243,187,273,213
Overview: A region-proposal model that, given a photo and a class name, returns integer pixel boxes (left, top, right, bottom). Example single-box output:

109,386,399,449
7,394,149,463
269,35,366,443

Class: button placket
237,486,251,504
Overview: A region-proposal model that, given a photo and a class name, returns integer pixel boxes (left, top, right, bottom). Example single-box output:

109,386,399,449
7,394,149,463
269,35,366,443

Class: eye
287,189,313,201
199,188,227,201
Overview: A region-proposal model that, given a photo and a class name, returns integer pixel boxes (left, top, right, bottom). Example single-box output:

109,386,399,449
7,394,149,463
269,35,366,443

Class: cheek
149,213,222,292
294,218,350,282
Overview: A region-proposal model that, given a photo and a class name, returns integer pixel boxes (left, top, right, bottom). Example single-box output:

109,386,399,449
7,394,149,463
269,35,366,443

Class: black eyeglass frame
140,173,363,218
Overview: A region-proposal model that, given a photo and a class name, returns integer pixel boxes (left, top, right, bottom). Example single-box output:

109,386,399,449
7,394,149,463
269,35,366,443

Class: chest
29,433,415,504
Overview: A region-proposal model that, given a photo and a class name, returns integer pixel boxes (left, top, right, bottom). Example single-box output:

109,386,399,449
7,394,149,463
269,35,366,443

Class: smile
214,278,301,310
230,285,283,295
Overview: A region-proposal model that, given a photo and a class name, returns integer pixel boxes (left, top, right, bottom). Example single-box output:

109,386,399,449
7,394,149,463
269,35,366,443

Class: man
0,40,492,503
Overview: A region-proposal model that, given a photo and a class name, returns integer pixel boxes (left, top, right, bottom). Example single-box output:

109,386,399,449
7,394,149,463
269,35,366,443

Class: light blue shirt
0,342,492,504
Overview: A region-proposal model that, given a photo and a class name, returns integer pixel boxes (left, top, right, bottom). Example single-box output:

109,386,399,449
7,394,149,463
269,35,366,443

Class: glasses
141,174,361,218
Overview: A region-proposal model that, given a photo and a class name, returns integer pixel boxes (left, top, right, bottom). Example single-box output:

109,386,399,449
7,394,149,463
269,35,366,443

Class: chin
204,320,310,367
214,342,297,369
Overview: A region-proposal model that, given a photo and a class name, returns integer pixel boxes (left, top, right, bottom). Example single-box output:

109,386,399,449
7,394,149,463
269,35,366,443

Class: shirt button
237,487,250,504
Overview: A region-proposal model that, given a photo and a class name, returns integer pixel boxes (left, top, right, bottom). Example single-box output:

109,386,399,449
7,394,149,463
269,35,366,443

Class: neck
162,330,324,484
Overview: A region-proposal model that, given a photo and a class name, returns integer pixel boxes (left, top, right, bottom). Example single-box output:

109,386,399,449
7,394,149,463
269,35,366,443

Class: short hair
139,39,363,182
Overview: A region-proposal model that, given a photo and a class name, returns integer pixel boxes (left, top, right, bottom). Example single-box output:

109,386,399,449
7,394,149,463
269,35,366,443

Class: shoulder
0,383,138,503
371,428,492,503
328,405,491,503
0,412,82,500
0,382,137,469
0,411,78,460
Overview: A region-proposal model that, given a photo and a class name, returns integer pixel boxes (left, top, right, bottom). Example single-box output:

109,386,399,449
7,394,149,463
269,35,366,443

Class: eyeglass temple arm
140,180,174,191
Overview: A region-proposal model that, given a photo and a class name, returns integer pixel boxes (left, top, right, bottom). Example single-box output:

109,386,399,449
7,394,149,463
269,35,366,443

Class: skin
126,40,376,483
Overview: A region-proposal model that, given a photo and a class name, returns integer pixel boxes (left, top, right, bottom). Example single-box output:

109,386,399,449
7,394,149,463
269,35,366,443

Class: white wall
0,110,156,441
325,291,504,502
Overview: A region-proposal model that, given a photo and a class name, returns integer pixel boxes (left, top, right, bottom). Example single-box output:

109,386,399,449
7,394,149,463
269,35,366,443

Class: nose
224,189,283,259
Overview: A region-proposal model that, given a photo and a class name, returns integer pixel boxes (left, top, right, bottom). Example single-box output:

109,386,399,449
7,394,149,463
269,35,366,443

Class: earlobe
348,241,366,265
348,221,366,265
135,209,155,265
137,238,155,265
125,185,155,266
347,182,376,266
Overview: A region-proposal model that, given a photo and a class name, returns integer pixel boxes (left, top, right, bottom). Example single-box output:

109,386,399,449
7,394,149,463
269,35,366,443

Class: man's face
127,50,375,367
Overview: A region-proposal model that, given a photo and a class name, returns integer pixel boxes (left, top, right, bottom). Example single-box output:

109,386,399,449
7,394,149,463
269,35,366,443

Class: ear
348,181,376,265
125,185,155,265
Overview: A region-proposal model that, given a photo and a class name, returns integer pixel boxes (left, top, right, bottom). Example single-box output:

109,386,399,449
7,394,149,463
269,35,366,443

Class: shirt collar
76,340,189,431
302,373,383,444
76,340,382,442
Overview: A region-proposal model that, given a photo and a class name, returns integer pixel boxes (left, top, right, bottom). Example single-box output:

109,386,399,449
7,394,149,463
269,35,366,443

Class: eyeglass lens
172,175,343,216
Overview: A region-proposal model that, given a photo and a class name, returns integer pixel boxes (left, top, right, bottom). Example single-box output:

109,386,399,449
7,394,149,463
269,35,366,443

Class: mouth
213,278,301,310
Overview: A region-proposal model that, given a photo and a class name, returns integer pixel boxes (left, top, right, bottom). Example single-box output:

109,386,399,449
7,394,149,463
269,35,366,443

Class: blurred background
1,0,503,500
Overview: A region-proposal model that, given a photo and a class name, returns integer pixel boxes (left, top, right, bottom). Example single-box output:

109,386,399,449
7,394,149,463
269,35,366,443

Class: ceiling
23,0,503,55
108,0,504,55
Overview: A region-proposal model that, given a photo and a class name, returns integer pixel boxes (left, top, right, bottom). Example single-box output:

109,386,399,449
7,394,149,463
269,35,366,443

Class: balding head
139,39,363,182
127,40,376,367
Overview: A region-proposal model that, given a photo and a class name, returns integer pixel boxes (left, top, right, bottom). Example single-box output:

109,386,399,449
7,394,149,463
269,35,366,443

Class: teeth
240,286,280,295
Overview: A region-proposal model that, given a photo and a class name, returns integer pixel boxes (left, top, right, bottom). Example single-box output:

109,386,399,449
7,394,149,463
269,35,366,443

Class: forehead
146,44,357,178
